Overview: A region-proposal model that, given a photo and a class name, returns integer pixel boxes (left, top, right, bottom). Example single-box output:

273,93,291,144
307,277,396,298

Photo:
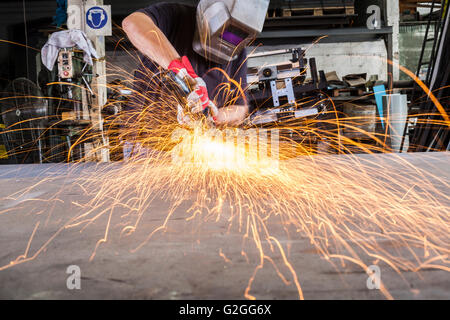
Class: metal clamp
270,78,295,107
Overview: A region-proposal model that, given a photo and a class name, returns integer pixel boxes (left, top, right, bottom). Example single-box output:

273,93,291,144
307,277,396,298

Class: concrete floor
0,152,449,300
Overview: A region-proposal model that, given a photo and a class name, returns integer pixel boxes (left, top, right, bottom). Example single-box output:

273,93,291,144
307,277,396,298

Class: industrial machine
0,78,48,163
246,48,328,125
245,48,329,153
0,45,99,163
38,48,96,162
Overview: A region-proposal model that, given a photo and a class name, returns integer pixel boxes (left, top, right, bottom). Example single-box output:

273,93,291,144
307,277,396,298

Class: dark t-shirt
132,2,248,109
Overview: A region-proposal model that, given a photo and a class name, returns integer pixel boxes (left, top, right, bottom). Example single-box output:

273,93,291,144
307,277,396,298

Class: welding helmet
193,0,269,64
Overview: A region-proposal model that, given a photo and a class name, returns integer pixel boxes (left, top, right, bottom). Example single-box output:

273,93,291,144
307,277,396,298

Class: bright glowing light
0,38,449,300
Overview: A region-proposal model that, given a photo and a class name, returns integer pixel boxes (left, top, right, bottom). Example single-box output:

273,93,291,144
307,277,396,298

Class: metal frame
400,0,450,152
257,26,393,77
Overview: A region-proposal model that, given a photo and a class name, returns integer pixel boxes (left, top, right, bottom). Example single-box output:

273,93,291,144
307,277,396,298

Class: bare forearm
122,12,179,69
216,105,249,126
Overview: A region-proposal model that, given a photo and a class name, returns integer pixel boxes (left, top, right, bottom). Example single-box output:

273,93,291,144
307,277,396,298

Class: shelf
264,14,357,28
257,27,393,45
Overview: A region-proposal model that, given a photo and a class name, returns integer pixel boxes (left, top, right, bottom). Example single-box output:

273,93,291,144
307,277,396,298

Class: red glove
168,56,214,113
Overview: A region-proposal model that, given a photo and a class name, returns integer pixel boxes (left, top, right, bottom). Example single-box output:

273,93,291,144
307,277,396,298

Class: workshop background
0,0,448,163
0,0,449,302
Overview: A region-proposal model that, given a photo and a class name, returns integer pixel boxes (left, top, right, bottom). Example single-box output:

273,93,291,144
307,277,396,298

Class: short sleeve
136,3,175,36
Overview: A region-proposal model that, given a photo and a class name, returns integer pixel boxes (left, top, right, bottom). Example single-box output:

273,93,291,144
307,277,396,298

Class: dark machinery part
0,78,48,164
246,48,328,127
38,49,96,163
244,48,329,154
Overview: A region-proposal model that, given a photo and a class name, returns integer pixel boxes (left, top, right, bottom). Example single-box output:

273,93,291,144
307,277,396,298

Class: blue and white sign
86,6,108,30
84,5,112,36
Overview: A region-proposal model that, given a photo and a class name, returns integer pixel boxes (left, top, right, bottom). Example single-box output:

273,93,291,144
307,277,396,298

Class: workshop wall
248,0,400,82
248,40,388,82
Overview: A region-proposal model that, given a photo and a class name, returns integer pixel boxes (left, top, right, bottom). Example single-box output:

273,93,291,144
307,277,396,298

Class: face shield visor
193,0,269,64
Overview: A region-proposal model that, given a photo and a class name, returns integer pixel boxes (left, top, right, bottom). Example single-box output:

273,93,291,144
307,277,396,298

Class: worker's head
193,0,269,64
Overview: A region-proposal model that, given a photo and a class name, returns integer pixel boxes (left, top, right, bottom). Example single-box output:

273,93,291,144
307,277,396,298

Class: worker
122,0,269,126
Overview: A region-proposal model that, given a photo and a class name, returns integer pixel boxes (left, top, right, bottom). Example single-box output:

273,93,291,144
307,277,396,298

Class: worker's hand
168,56,218,121
215,105,249,127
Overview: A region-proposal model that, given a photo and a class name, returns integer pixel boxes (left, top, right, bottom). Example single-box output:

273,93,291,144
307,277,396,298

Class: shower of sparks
0,37,449,300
